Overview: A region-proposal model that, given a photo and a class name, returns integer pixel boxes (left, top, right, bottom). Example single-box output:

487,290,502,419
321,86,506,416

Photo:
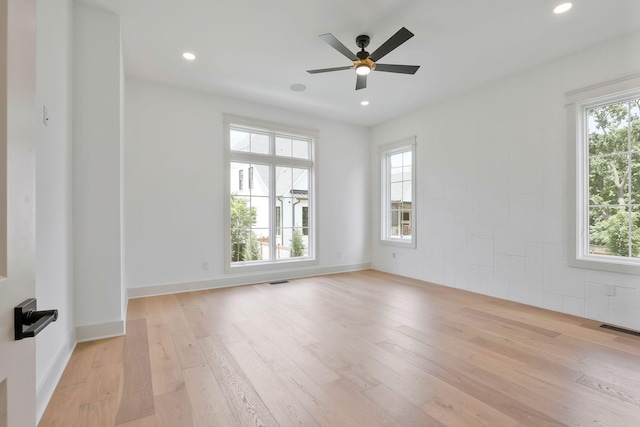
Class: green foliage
603,209,640,257
290,228,305,257
230,195,260,262
243,232,262,261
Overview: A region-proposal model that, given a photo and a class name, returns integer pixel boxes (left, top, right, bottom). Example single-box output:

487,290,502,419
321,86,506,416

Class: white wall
125,78,370,293
371,30,640,330
73,4,124,335
35,0,74,420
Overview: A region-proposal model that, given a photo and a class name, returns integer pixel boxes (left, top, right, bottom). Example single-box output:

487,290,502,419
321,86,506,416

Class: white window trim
223,114,319,274
379,136,417,249
566,73,640,275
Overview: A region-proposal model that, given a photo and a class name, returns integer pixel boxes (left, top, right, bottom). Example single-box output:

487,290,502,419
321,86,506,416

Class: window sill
568,254,640,275
225,256,318,274
380,238,416,249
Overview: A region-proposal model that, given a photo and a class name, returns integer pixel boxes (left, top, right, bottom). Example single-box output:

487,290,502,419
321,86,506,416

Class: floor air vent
269,280,290,285
600,324,640,337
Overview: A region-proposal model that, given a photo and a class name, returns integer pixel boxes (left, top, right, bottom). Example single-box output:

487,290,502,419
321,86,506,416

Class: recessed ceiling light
553,3,572,14
182,52,196,61
361,100,370,106
290,83,306,92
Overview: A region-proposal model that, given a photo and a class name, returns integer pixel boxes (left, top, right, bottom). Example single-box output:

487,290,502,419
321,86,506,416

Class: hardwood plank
421,383,521,427
79,363,121,405
92,337,124,369
462,307,561,338
175,292,213,339
198,336,279,427
154,387,194,427
375,340,568,426
38,383,84,427
171,329,204,370
115,319,155,425
158,294,192,333
56,341,99,388
115,415,156,427
183,365,238,427
233,320,300,374
322,378,401,427
304,342,380,391
226,340,320,426
77,398,118,427
250,317,340,385
277,368,361,427
577,374,640,407
147,323,185,396
364,384,446,427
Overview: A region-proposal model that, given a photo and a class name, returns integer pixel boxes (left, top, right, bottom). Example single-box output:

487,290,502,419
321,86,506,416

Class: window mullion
269,134,276,262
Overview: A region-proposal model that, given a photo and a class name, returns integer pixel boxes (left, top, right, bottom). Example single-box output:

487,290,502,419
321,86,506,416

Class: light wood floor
39,270,640,426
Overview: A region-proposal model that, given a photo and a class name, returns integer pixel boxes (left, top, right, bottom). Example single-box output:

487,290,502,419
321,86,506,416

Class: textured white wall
35,0,74,410
371,30,640,330
124,78,370,290
72,5,124,329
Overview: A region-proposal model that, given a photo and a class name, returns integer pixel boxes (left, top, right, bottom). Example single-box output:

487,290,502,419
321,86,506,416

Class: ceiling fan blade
369,27,414,62
307,66,353,74
356,74,367,90
374,64,420,74
319,33,358,61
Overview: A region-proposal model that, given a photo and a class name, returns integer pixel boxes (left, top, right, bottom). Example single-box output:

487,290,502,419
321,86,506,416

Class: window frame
223,114,319,273
379,137,417,249
566,74,640,274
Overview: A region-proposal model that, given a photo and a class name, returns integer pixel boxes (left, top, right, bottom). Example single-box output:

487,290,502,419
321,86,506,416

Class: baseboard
75,319,126,342
128,262,371,299
36,328,76,424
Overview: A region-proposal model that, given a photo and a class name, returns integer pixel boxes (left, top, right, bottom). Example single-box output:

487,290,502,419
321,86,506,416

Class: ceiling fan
307,27,420,90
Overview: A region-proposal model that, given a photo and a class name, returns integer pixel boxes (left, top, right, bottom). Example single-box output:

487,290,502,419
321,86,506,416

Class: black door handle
14,298,58,340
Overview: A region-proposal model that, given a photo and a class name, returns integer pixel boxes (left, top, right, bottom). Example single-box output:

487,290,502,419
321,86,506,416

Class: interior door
0,0,37,426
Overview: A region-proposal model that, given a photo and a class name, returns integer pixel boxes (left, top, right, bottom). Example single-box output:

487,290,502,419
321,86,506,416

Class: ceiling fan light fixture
356,64,371,75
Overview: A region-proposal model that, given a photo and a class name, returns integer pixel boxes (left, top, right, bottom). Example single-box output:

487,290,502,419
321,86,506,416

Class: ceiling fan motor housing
356,34,370,49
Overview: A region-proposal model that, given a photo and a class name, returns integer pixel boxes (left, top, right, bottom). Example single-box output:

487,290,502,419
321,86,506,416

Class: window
380,137,416,248
224,115,317,271
567,75,640,274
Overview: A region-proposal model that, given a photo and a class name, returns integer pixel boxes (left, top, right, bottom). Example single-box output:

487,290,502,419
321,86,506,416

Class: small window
380,137,416,248
248,166,254,190
238,170,244,191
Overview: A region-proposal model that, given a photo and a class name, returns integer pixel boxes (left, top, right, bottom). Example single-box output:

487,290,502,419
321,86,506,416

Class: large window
380,137,416,248
567,76,640,273
224,115,316,271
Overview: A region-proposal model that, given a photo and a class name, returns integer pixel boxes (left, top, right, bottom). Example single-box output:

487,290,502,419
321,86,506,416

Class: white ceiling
81,0,640,127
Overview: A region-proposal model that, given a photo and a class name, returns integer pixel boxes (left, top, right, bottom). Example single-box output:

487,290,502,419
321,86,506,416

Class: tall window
568,78,640,273
585,97,640,259
380,137,416,248
224,116,316,270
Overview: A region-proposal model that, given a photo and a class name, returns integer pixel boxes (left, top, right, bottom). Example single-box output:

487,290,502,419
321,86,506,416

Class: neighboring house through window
224,115,317,271
380,137,416,248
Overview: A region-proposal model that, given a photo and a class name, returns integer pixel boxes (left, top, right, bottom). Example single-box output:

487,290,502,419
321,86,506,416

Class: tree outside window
587,98,640,258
